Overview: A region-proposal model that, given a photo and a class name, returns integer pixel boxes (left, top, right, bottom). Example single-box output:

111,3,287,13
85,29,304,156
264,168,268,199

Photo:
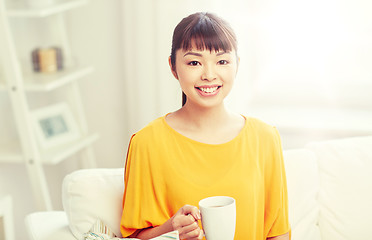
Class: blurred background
0,0,371,239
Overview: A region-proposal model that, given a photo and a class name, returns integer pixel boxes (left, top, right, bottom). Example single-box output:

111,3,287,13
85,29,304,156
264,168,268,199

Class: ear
168,56,178,79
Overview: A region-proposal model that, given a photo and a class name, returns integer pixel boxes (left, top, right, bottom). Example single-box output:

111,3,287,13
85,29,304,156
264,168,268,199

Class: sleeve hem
120,228,137,238
267,227,291,239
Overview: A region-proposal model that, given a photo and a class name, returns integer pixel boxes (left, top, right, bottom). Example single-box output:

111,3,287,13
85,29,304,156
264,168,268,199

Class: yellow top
120,115,290,239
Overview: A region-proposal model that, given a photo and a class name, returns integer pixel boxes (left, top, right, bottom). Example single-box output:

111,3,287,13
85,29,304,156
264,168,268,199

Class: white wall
236,0,372,147
66,0,128,167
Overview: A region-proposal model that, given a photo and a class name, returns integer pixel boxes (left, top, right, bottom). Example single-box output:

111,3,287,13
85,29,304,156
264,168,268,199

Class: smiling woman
120,11,290,240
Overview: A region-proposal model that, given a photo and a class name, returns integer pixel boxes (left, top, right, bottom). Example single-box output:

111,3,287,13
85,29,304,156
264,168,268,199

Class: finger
179,227,201,240
190,207,201,220
172,214,197,230
177,220,199,236
191,228,204,240
188,229,204,240
197,229,205,239
181,205,201,220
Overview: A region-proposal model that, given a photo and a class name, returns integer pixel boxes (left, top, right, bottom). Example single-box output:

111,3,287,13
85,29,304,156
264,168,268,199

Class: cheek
222,68,237,82
177,67,198,84
176,71,192,92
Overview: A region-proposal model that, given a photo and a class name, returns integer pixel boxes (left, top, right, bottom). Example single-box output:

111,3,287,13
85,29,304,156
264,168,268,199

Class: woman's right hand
171,205,204,240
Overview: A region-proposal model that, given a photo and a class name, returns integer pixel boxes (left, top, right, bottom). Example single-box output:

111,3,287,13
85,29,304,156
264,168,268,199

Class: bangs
179,13,237,53
170,12,238,68
181,32,234,53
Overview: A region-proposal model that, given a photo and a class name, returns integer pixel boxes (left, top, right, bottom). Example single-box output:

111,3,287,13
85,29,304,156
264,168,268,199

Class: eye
188,61,200,66
218,60,229,65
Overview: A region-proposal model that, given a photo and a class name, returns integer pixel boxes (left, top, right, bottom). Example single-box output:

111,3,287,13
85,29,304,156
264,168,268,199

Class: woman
120,12,290,240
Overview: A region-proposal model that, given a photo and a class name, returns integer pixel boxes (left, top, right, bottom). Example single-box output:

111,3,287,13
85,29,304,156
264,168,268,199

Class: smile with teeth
197,86,220,93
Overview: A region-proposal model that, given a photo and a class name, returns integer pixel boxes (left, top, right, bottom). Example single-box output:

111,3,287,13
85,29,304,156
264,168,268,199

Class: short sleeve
264,128,291,238
120,134,169,237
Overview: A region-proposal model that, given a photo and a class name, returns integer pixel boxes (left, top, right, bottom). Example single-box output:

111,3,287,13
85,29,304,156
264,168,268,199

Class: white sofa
25,136,372,240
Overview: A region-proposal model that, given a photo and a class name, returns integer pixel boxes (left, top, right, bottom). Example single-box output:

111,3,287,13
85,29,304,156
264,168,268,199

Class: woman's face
170,44,239,109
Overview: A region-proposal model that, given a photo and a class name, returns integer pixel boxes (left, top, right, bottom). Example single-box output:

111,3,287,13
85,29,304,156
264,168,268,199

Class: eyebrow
183,51,229,57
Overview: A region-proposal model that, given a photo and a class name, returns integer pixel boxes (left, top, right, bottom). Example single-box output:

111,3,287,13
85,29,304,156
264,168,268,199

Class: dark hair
170,12,238,106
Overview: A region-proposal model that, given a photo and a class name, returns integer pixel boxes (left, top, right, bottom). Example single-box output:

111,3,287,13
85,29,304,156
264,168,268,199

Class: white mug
199,196,236,240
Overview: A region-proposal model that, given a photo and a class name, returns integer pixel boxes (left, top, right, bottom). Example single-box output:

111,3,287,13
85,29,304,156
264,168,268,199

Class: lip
195,85,222,97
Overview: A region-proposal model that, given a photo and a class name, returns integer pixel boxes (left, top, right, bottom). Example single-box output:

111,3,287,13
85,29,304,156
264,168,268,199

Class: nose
201,64,217,81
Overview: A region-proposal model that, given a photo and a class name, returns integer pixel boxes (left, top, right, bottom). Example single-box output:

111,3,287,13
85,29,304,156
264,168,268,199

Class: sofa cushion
306,136,372,240
283,149,321,240
62,168,124,240
25,211,75,240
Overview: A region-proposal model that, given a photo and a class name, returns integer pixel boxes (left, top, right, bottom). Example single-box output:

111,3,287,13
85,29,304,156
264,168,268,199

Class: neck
179,103,230,129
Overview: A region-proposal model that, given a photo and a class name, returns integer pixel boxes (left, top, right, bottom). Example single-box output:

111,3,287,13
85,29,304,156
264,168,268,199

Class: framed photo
32,102,80,149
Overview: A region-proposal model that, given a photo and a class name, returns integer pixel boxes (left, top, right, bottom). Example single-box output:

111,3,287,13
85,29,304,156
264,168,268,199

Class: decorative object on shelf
26,0,54,8
31,47,63,73
31,102,80,150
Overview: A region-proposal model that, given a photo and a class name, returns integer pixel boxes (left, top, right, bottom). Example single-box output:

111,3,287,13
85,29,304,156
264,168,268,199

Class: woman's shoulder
244,117,283,159
131,115,168,142
245,116,278,133
244,116,281,143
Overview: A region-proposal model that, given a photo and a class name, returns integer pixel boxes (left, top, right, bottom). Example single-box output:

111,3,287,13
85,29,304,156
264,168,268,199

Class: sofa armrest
25,211,76,240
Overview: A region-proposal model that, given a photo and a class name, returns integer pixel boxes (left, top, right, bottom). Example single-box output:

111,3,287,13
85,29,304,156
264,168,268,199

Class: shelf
41,132,99,165
0,65,93,92
6,0,88,18
0,132,99,164
24,65,93,92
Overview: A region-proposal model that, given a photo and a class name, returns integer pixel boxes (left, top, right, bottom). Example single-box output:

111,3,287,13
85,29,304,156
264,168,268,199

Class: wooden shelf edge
1,65,94,92
0,132,99,165
7,0,89,18
24,65,94,92
42,132,99,165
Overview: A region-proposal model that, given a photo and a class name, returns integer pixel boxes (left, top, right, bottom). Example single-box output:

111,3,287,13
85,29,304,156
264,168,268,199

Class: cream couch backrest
306,136,372,240
283,149,321,240
62,168,124,239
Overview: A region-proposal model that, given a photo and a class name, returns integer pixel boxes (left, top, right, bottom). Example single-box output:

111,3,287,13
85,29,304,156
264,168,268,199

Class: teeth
200,87,218,93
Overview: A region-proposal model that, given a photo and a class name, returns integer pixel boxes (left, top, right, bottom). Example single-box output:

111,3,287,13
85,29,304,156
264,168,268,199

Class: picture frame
32,102,80,150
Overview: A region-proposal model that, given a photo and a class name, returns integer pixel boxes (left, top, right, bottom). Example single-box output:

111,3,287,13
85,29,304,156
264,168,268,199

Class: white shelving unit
0,0,98,211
